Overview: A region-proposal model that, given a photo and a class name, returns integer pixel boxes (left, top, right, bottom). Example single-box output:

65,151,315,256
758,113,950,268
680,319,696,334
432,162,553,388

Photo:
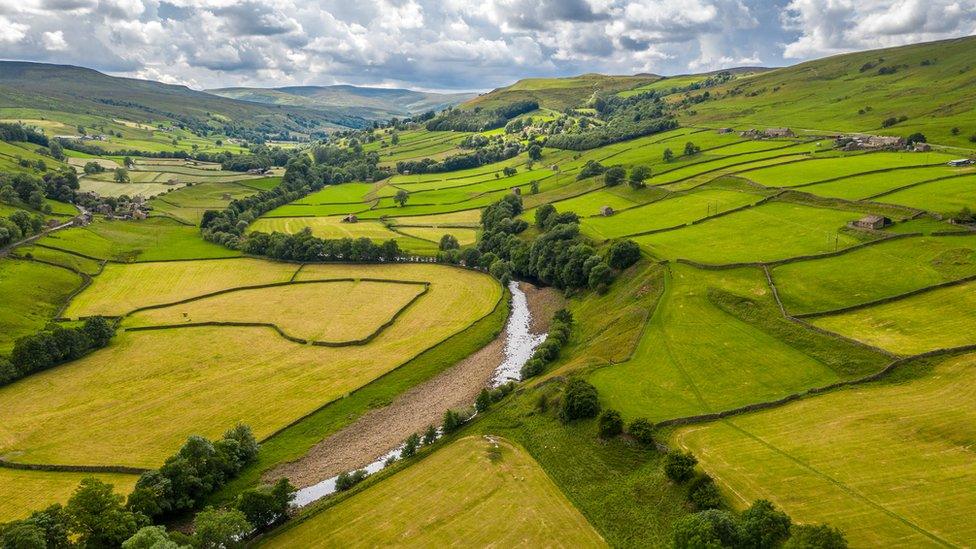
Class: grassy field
674,352,976,548
738,151,954,188
393,225,479,246
37,217,240,262
800,165,967,200
633,201,865,264
247,216,439,254
0,469,138,523
874,174,976,214
128,279,426,342
64,258,299,317
0,258,83,353
588,264,861,422
0,263,500,467
261,436,606,548
811,280,976,355
14,245,103,275
150,179,277,224
772,234,976,314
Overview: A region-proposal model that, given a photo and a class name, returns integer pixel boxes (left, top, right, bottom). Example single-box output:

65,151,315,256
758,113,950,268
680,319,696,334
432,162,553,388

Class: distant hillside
682,35,976,147
208,85,475,120
464,74,661,111
0,62,368,139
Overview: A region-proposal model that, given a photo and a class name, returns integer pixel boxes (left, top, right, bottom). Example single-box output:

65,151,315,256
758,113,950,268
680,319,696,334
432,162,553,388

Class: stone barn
853,214,891,230
601,206,614,217
341,214,359,223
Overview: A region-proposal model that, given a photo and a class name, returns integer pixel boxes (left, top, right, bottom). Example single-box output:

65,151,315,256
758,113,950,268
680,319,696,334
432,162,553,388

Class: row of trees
240,229,402,263
425,101,539,132
0,122,49,146
0,209,45,248
1,169,81,209
520,309,573,378
395,139,522,175
546,93,678,150
2,317,115,387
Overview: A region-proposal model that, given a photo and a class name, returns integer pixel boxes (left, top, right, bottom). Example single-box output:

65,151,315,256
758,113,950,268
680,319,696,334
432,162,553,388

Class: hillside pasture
247,216,438,254
260,436,606,548
292,183,377,205
393,225,479,247
633,201,864,264
0,469,138,523
128,279,427,343
772,234,976,314
811,280,976,355
739,151,954,188
798,165,964,200
0,263,500,467
386,209,482,227
150,179,273,224
873,174,976,214
0,258,83,353
652,142,820,186
674,352,976,548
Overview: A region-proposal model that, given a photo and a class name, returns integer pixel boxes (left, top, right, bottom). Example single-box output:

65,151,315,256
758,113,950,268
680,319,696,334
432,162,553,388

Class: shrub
604,166,626,187
628,417,656,445
663,450,698,483
441,409,464,434
951,127,960,135
235,478,294,530
608,240,641,270
335,469,367,491
597,409,623,438
559,379,600,422
400,433,421,458
520,358,544,378
970,133,976,143
663,148,674,162
687,474,723,510
740,499,792,548
783,524,848,548
475,388,492,412
672,509,742,549
439,234,460,251
422,425,438,445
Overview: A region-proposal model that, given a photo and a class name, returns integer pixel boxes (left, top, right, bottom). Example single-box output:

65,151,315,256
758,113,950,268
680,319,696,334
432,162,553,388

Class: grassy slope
0,259,83,353
465,74,659,111
0,469,137,523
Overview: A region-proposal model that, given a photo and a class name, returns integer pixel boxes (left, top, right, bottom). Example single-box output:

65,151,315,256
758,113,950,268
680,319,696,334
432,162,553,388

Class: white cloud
41,30,67,50
0,16,29,43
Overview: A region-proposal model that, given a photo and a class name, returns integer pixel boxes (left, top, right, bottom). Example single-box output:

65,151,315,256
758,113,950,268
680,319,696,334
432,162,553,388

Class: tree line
425,101,539,132
395,138,522,175
545,93,678,150
1,317,115,387
0,208,45,248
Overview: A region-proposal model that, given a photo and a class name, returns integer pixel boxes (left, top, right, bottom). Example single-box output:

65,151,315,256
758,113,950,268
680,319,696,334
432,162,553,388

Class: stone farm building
601,206,615,216
852,215,891,230
341,214,358,223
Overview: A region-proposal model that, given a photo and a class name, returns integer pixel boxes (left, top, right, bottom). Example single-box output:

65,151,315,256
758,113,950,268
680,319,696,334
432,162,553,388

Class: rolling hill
208,85,475,120
464,73,662,111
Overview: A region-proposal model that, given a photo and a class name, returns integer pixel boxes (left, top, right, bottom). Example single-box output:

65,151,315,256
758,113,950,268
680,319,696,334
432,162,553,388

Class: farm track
265,282,563,488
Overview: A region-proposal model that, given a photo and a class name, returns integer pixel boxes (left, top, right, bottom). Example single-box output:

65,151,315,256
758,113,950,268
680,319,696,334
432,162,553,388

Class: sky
0,0,974,92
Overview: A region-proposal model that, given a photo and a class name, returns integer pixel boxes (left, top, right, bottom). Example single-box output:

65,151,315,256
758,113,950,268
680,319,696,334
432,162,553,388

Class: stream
292,280,547,508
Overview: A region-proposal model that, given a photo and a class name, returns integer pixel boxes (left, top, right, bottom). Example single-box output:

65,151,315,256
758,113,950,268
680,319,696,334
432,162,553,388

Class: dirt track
266,282,563,488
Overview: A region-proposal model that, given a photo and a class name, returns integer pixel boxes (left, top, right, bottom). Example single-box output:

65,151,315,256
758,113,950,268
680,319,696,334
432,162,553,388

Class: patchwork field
799,165,965,200
874,173,976,214
674,352,976,548
772,234,976,314
150,178,279,224
0,261,500,467
811,280,976,355
738,151,954,188
247,216,440,254
261,436,606,548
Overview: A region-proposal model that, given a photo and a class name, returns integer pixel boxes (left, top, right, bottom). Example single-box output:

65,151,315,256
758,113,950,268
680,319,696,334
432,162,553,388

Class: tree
530,180,540,194
597,409,623,438
0,522,47,549
236,478,294,530
124,156,135,169
390,132,400,145
335,469,367,491
114,168,130,184
628,418,655,445
604,166,626,187
400,433,421,458
663,450,698,483
66,478,147,548
951,127,960,135
688,475,724,510
503,166,518,177
629,165,651,189
527,143,542,160
684,141,701,156
559,378,600,422
663,148,675,162
906,132,927,145
123,526,185,549
607,240,641,270
535,203,556,229
588,261,613,291
394,189,409,207
783,524,848,549
475,388,492,412
442,409,464,434
439,233,460,251
83,161,105,175
740,499,792,548
422,424,438,445
48,140,64,161
672,510,742,549
192,508,251,549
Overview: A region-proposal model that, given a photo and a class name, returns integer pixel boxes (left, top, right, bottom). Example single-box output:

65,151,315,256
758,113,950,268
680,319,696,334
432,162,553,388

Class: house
600,206,614,217
716,128,733,134
765,128,795,138
511,186,522,195
852,215,891,230
341,214,358,223
132,210,148,220
948,159,973,167
913,143,931,152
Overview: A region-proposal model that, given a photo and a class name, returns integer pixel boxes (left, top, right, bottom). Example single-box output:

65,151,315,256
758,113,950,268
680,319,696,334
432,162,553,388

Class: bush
439,234,460,251
687,474,723,510
663,450,698,483
783,524,848,548
603,166,626,187
628,417,656,445
400,433,421,458
672,509,742,549
475,388,492,412
422,425,438,445
559,378,600,422
235,478,294,530
740,499,792,548
608,240,641,270
441,409,464,434
335,469,367,491
597,409,623,438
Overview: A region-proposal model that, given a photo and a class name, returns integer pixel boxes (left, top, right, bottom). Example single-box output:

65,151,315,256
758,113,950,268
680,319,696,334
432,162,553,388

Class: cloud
0,0,970,90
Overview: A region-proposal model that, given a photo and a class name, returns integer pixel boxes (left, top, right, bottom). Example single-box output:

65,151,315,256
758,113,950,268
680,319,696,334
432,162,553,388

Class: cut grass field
149,179,274,224
64,258,299,317
811,280,976,355
38,217,240,262
393,225,479,246
633,201,865,264
128,279,427,343
0,262,500,467
799,165,965,200
874,174,976,214
0,258,83,353
247,216,440,254
260,436,606,548
771,234,976,314
0,469,138,523
588,264,869,422
674,352,976,548
738,151,954,188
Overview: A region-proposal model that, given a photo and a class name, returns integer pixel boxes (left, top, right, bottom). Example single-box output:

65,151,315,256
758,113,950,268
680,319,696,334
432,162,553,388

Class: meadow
0,258,83,353
874,173,976,214
771,234,976,314
150,177,280,225
261,437,607,548
674,352,976,548
247,216,440,254
0,469,137,523
811,280,976,355
799,165,966,200
738,151,954,188
0,262,500,467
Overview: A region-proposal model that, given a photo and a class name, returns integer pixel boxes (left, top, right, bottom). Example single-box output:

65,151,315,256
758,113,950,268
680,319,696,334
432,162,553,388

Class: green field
149,178,277,224
0,469,138,523
633,201,865,264
738,151,954,188
874,174,976,214
262,436,606,548
0,258,83,353
800,165,967,200
811,280,976,355
247,216,439,254
772,234,976,314
675,352,976,548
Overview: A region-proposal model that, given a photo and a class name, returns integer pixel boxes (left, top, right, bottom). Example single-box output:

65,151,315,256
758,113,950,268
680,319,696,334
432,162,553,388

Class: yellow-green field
674,352,976,548
0,262,500,467
261,436,607,548
0,469,138,523
128,279,426,342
